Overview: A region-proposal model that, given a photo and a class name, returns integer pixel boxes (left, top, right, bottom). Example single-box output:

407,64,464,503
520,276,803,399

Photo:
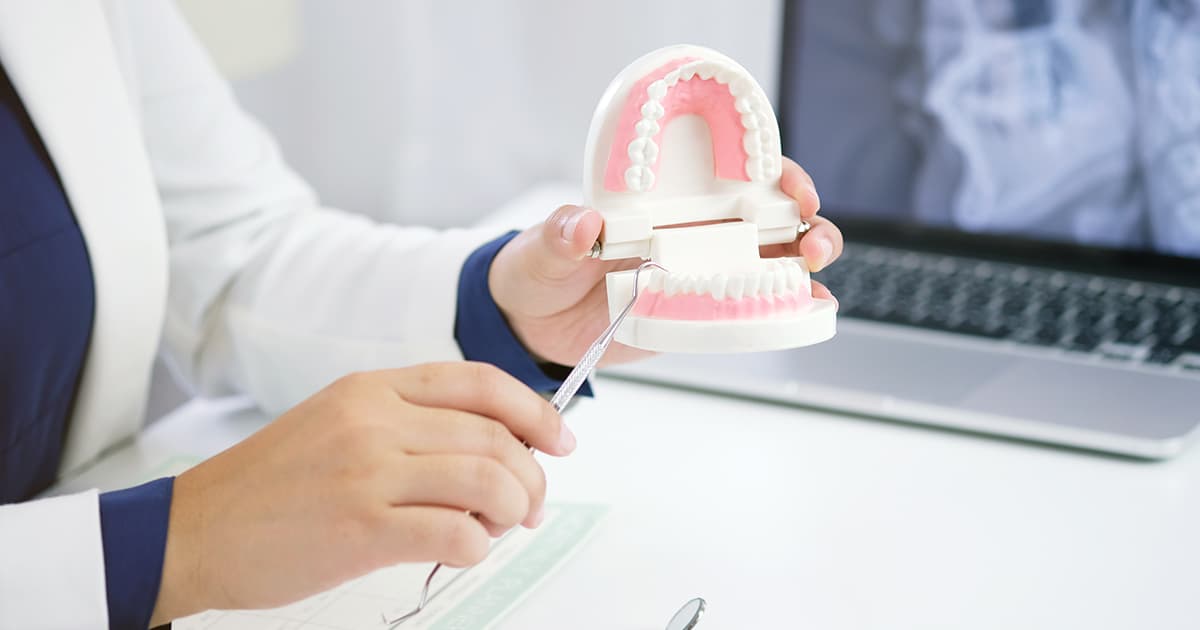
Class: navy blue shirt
0,64,95,502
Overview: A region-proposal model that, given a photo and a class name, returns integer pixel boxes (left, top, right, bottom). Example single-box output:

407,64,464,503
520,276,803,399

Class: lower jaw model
584,45,837,353
633,258,812,321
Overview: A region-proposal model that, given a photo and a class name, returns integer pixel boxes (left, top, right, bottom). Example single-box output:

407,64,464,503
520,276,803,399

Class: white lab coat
0,3,500,628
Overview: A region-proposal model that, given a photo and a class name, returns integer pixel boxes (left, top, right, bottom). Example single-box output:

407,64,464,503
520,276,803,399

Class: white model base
606,265,837,353
614,299,837,353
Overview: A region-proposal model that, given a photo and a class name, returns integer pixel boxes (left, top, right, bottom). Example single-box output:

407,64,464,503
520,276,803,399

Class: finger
530,204,606,281
381,506,491,568
780,156,821,219
487,204,612,321
811,280,838,308
396,408,547,528
388,455,530,536
383,362,574,457
796,218,844,272
758,215,844,271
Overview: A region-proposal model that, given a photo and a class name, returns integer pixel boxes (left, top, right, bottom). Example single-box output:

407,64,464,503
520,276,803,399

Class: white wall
183,0,785,227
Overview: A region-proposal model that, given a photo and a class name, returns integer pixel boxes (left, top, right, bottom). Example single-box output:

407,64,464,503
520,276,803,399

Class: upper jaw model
584,44,837,353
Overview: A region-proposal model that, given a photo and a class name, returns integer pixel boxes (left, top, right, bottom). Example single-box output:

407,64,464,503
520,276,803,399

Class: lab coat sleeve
0,491,109,630
108,3,510,413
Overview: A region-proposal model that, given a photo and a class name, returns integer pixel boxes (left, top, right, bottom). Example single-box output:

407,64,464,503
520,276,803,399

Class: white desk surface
60,376,1200,630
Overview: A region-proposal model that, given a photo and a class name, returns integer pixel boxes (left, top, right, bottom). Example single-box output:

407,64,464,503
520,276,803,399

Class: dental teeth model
584,45,837,352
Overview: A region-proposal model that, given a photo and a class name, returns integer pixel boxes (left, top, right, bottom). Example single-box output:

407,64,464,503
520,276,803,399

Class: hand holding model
493,44,844,361
490,156,842,366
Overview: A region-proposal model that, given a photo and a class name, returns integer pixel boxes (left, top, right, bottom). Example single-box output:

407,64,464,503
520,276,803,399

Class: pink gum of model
604,57,751,192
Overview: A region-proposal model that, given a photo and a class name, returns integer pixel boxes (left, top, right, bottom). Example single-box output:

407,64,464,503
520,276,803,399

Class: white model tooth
727,274,745,301
786,264,802,291
710,273,728,300
676,274,690,295
774,268,788,295
745,272,762,298
665,273,681,296
756,110,772,128
649,270,665,293
697,65,714,80
647,79,668,100
734,97,753,114
741,113,760,130
729,78,751,97
743,133,761,155
635,119,660,137
762,142,775,160
679,64,698,81
628,138,647,165
760,270,775,297
745,157,764,180
714,68,734,84
664,70,681,87
627,138,659,165
641,100,665,120
624,165,654,192
767,157,782,178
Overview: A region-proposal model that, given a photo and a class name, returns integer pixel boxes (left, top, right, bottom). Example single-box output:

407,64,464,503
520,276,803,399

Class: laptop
605,1,1200,459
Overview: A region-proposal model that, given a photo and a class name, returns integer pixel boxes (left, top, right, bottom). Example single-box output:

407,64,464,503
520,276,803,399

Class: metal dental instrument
665,598,707,630
383,261,669,627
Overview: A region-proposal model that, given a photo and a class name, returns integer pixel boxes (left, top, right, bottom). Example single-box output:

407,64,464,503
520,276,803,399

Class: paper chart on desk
144,458,608,630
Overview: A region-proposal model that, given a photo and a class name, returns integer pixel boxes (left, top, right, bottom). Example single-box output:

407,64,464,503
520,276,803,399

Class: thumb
530,204,604,280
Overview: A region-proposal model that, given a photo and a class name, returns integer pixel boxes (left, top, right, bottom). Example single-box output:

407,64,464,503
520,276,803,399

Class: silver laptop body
605,1,1200,459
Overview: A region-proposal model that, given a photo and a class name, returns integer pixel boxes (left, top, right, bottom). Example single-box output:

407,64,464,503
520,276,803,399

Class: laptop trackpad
963,361,1195,440
785,327,1012,407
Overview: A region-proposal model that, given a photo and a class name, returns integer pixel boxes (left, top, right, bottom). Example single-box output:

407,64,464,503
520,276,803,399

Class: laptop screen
779,1,1200,262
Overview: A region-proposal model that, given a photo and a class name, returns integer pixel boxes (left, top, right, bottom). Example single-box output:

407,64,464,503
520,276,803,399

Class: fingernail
559,209,586,244
813,237,834,271
558,422,577,454
528,506,546,528
809,187,821,211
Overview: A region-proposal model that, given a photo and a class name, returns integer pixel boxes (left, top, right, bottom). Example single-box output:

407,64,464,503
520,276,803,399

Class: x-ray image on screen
783,0,1200,259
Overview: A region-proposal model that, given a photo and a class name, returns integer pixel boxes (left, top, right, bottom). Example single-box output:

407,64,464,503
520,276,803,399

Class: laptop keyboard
814,244,1200,371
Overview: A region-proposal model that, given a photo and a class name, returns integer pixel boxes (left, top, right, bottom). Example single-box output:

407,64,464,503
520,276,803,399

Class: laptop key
1180,354,1200,372
1066,331,1103,352
1147,344,1185,365
1098,341,1152,362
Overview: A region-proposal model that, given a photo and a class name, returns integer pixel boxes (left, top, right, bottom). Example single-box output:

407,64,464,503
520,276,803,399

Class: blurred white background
148,0,784,417
177,0,785,227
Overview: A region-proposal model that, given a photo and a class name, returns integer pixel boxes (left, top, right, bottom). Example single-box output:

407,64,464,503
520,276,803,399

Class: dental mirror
665,597,706,630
